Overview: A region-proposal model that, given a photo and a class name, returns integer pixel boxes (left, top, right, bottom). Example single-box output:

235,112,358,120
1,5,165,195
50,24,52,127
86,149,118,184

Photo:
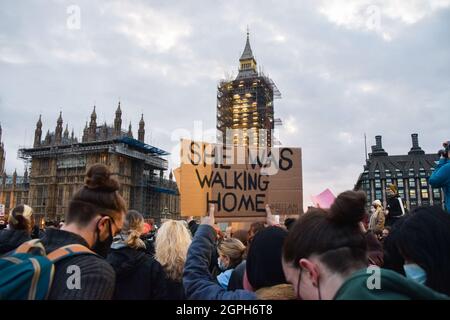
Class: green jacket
334,268,449,300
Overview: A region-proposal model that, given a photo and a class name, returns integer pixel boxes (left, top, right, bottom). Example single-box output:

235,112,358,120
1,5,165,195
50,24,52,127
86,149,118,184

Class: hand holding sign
265,204,280,227
201,204,215,227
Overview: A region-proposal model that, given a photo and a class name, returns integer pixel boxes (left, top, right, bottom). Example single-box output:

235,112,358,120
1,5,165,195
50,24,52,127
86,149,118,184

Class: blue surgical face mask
217,257,227,271
403,263,427,285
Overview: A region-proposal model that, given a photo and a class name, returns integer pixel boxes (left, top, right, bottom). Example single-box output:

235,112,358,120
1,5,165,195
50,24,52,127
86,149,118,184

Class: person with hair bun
0,204,34,255
107,210,170,300
216,238,246,289
41,163,127,300
282,190,448,300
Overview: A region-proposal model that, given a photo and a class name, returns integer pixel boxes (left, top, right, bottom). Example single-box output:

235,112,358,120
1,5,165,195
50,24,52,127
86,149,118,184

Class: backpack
0,239,96,300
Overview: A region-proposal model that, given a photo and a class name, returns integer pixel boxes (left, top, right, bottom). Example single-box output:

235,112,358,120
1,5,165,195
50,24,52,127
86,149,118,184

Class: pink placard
311,188,336,209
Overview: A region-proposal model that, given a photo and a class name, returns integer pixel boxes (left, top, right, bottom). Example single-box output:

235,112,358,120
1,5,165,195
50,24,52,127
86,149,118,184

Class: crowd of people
0,145,449,300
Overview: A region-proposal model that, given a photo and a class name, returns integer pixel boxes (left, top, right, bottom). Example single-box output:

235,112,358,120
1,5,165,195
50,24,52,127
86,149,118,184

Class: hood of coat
255,283,297,300
0,228,31,254
107,244,147,278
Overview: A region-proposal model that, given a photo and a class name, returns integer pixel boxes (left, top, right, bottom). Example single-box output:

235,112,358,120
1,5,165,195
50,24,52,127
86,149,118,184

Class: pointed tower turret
128,122,133,138
55,112,63,144
63,124,69,140
34,115,42,147
114,101,122,136
138,114,145,142
88,106,97,141
237,28,258,79
44,130,51,145
101,122,108,140
82,121,88,143
24,166,29,183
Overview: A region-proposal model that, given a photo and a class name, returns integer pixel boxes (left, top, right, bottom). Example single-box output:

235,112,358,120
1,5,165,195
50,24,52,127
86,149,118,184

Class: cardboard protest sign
177,139,303,220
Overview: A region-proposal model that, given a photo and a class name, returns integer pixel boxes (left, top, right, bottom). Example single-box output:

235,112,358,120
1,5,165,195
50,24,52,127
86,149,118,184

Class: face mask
92,219,113,258
217,257,227,271
403,264,427,285
296,267,322,300
296,269,303,300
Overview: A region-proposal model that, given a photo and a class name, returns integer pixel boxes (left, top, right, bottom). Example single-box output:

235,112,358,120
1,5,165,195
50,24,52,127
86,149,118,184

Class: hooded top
107,241,183,300
246,226,289,290
334,268,449,300
0,228,31,255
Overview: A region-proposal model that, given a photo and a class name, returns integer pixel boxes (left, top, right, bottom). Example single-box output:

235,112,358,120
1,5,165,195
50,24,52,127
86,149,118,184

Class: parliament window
375,190,382,201
16,192,22,206
57,187,64,206
433,189,441,199
119,157,125,175
5,193,10,208
420,178,427,187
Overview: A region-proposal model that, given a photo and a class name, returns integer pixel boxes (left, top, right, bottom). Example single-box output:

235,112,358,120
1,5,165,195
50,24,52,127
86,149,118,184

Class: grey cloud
0,0,449,206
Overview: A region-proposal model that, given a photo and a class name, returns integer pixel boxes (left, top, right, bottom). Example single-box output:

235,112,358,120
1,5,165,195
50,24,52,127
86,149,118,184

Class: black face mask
92,219,113,258
296,268,303,300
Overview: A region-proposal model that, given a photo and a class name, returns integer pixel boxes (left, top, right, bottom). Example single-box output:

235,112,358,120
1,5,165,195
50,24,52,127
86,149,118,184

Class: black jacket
188,220,199,237
0,228,31,255
228,260,246,290
386,196,404,225
163,276,186,300
41,228,116,300
107,243,170,300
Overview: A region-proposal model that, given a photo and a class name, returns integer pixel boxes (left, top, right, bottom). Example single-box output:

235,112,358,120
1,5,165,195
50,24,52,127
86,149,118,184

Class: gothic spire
128,122,133,138
138,114,145,142
55,112,63,144
237,29,257,79
114,101,122,136
239,28,255,61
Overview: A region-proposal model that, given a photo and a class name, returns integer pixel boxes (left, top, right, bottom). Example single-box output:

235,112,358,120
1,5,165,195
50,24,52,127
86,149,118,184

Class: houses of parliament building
0,103,179,226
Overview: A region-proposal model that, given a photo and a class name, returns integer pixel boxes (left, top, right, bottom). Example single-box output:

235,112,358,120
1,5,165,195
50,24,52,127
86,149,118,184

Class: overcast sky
1,0,449,207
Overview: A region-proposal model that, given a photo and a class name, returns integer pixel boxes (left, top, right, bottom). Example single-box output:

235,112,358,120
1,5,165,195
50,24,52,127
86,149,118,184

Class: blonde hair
218,238,246,267
155,219,192,281
9,205,34,233
372,200,382,208
123,210,146,249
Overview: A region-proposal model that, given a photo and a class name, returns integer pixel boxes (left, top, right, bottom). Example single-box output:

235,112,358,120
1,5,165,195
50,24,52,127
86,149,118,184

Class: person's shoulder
442,160,450,169
59,252,114,276
142,252,164,271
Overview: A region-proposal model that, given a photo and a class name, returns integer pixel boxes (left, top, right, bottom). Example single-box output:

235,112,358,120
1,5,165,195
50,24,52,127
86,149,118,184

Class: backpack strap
398,197,406,216
47,244,97,263
14,239,46,255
